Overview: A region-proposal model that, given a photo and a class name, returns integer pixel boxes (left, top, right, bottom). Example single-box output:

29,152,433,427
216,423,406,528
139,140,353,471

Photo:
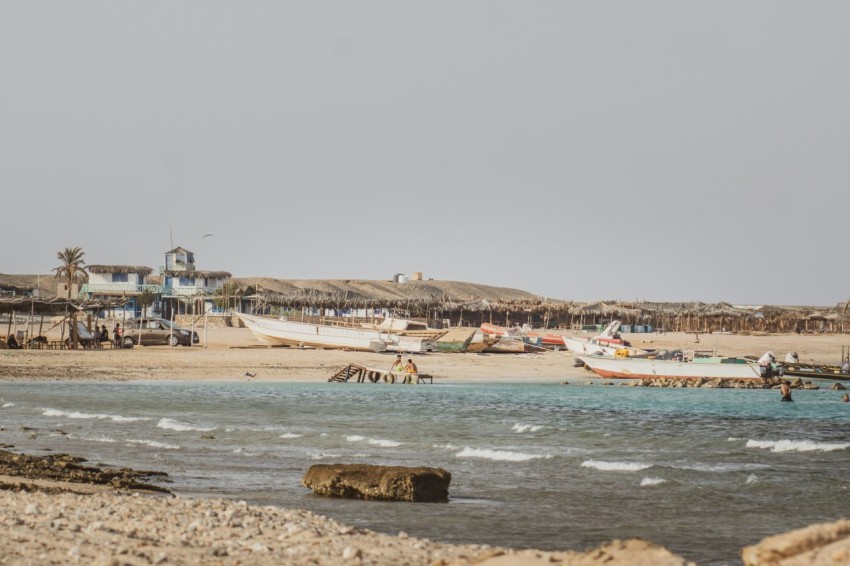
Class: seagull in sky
203,233,215,239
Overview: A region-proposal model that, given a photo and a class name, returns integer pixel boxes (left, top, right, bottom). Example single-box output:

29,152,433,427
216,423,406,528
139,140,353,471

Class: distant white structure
161,247,231,314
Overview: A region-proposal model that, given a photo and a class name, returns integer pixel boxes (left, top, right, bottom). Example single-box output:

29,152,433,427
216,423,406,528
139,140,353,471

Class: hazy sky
2,2,848,306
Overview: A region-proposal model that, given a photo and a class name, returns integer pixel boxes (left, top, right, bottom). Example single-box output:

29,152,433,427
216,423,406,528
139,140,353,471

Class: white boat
236,313,389,352
578,353,763,380
359,317,441,353
563,321,648,356
384,334,435,354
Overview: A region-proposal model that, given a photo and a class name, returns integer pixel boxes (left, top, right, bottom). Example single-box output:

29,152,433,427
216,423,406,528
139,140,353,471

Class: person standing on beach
113,323,121,345
389,355,404,379
780,381,793,402
758,351,776,378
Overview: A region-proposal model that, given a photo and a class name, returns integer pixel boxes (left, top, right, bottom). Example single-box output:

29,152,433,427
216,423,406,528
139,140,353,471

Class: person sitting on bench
7,334,21,349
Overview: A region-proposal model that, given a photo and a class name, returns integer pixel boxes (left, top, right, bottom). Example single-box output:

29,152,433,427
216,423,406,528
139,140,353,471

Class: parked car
121,318,200,347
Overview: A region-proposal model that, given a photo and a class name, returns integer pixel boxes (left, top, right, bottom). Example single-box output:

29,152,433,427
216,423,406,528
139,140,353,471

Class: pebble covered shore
0,490,690,566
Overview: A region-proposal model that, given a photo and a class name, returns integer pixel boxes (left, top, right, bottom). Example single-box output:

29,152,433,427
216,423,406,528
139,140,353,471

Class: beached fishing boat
535,333,569,349
562,320,649,356
578,353,763,380
483,335,526,353
236,313,389,352
779,362,850,381
358,317,443,353
431,327,477,353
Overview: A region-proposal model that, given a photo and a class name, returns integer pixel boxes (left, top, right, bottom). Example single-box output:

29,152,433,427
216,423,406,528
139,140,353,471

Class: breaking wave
156,418,216,432
640,477,667,486
42,408,151,422
746,439,850,453
126,439,180,450
512,423,544,433
581,460,651,472
455,447,551,462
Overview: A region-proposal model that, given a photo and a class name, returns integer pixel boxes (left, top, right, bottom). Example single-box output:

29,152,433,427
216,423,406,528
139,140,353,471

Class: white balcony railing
80,283,221,298
80,283,165,295
165,286,219,297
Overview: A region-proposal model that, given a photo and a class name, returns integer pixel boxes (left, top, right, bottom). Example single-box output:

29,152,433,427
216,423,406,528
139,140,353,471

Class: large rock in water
302,464,450,502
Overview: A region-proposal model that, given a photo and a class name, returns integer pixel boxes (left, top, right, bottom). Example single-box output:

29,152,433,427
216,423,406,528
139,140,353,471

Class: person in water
780,381,793,402
842,393,849,403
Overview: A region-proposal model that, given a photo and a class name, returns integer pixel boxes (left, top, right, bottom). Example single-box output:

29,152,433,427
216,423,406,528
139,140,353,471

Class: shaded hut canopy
87,265,153,276
0,296,128,313
236,277,553,313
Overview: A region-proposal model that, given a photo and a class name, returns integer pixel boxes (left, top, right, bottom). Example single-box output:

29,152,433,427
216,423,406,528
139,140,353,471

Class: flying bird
203,234,215,239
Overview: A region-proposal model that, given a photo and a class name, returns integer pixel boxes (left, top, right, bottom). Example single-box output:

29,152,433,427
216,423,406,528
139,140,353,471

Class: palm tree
52,247,89,298
52,247,89,348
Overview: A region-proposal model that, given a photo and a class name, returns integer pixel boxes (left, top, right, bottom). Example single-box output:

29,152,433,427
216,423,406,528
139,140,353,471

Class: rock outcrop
0,449,171,494
742,519,850,565
619,377,821,390
303,464,450,502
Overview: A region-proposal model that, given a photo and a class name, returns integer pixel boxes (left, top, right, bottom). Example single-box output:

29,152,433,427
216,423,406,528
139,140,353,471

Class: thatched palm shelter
232,278,850,333
87,265,154,277
0,295,129,347
235,278,562,327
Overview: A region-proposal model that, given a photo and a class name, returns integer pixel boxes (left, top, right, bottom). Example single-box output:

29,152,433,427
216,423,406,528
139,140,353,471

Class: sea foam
156,418,216,432
746,439,850,453
512,423,544,433
640,477,667,486
68,434,116,443
279,433,303,439
581,460,651,472
456,447,550,462
127,439,180,450
42,408,151,422
368,439,402,448
2,403,14,408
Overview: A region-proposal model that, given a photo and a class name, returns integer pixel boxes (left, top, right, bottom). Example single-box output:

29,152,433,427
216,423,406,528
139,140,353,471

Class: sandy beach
2,327,850,565
2,326,849,382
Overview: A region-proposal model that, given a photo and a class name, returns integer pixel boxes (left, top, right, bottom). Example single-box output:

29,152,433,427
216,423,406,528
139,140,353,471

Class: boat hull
236,313,388,352
578,355,763,380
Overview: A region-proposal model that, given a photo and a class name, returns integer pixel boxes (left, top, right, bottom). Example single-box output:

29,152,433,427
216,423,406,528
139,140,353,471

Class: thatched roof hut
236,278,553,314
88,265,153,276
228,277,850,331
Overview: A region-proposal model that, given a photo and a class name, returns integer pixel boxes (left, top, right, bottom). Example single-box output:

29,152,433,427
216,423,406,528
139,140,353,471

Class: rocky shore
0,448,848,565
619,376,823,390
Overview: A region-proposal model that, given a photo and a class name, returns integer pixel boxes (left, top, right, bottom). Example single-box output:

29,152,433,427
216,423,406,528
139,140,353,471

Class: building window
179,277,195,286
113,273,128,283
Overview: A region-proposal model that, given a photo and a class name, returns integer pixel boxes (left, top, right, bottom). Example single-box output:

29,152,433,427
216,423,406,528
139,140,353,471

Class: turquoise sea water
2,380,849,565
